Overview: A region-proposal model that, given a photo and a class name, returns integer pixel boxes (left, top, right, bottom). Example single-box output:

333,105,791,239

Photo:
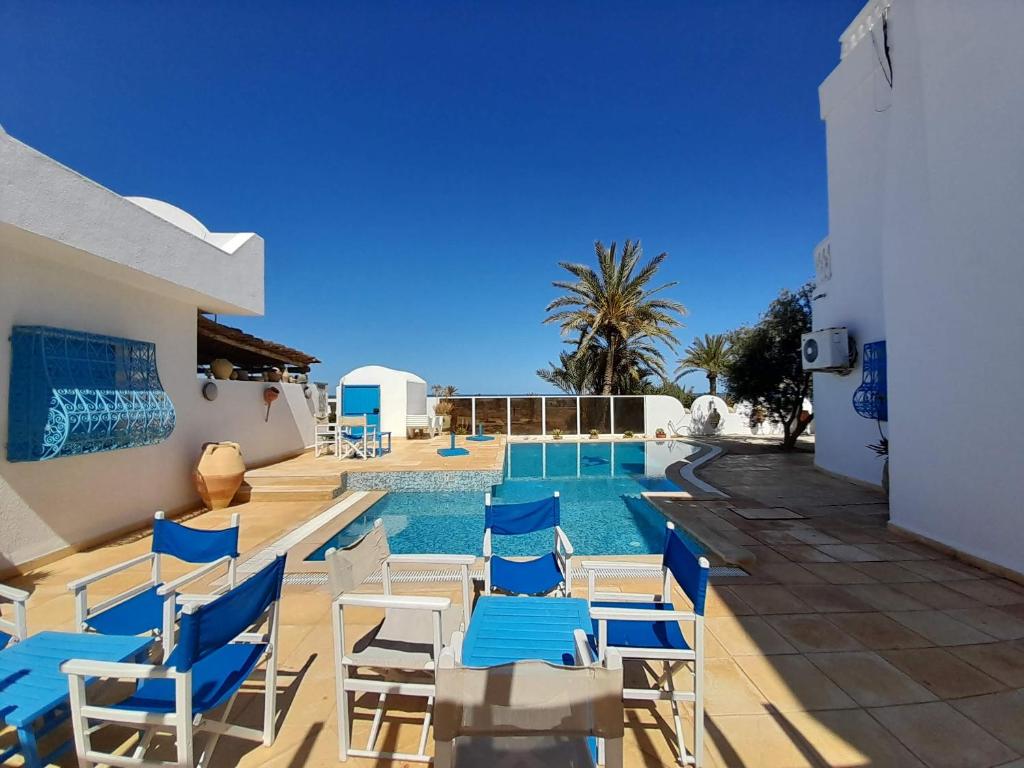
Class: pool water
306,440,703,559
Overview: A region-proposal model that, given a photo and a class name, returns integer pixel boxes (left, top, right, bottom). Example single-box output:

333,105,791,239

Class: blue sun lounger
483,492,573,596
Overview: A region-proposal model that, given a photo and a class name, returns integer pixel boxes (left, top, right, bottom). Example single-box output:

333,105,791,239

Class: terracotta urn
266,367,283,383
193,441,245,510
211,358,234,380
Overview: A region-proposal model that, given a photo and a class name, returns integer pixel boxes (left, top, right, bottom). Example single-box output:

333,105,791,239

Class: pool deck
5,437,1024,767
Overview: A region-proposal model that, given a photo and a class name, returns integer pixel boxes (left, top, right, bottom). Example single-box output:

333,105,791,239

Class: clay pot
266,368,282,383
211,358,234,380
193,441,245,510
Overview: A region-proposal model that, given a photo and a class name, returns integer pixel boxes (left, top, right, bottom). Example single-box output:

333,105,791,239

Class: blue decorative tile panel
852,340,887,421
7,326,176,461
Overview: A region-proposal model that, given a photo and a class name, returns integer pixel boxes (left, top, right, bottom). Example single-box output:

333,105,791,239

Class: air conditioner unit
802,328,851,371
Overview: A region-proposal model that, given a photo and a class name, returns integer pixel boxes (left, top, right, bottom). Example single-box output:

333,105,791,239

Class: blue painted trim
7,326,175,462
852,340,887,421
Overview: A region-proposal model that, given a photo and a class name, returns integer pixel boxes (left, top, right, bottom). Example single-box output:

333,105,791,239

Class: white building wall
0,222,314,572
815,30,890,487
819,0,1024,574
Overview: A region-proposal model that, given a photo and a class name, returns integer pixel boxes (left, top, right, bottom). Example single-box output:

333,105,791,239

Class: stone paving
3,437,1024,767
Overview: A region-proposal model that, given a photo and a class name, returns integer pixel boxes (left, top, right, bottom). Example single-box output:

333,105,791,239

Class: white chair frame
336,416,378,460
61,584,282,768
583,523,708,767
330,522,475,763
67,511,240,660
0,583,29,644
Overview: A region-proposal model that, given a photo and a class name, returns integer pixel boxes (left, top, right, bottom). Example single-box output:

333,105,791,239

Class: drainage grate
283,563,746,586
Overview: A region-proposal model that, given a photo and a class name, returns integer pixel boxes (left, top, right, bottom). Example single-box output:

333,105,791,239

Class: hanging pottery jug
211,358,234,380
193,441,245,510
264,386,280,422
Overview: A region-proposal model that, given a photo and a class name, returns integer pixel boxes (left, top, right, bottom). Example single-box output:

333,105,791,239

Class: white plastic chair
0,583,29,649
328,519,475,763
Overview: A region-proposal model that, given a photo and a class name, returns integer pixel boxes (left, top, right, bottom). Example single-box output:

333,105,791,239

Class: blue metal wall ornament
7,326,176,461
852,340,887,421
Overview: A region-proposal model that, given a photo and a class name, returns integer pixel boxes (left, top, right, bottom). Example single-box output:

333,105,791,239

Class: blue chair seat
115,642,267,715
589,601,690,652
491,553,564,596
84,585,176,636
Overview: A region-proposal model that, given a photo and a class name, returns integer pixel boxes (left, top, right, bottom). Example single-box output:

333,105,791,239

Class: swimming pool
306,440,702,559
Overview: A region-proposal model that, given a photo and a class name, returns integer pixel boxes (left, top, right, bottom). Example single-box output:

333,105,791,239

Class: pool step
242,471,344,487
237,483,343,502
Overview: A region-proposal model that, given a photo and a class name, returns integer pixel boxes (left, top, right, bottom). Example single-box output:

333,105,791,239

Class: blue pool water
306,440,702,559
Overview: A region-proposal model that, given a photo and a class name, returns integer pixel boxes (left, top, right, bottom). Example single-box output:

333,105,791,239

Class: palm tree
675,333,731,396
544,240,686,395
537,332,668,395
537,349,593,394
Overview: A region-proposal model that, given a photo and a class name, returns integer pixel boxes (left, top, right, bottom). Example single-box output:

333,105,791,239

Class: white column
506,397,512,436
471,398,476,434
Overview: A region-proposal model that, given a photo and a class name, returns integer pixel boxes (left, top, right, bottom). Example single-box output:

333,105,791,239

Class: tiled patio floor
4,437,1024,767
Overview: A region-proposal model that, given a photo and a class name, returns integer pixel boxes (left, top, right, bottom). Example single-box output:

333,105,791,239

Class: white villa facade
0,128,316,574
814,0,1024,576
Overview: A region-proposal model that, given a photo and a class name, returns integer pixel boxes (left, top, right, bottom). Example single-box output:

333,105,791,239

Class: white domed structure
338,365,428,438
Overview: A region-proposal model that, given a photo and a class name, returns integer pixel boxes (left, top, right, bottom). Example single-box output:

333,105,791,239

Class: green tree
675,333,732,396
544,240,686,395
537,332,668,395
726,283,814,450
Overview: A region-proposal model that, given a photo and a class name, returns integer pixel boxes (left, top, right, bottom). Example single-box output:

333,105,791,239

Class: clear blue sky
1,1,862,393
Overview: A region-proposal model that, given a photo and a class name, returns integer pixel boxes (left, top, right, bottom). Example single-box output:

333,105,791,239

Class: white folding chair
584,522,709,766
0,583,29,649
337,415,378,459
434,635,624,767
61,556,286,768
328,519,475,763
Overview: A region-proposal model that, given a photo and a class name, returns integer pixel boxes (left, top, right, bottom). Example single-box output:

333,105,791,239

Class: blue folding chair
0,583,29,650
584,522,709,766
68,511,240,658
62,555,286,768
483,492,574,596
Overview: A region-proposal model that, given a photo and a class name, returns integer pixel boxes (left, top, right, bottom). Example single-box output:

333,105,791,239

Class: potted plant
433,399,454,430
655,428,667,439
868,437,889,496
551,429,563,440
589,429,599,439
622,430,635,439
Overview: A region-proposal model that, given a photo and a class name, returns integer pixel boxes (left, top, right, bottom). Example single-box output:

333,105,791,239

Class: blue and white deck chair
0,583,29,650
584,522,709,767
483,491,574,596
68,510,240,659
61,555,286,768
434,633,624,768
337,415,378,460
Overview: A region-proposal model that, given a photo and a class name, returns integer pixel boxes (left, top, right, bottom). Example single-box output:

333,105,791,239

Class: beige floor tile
826,612,932,650
855,542,934,561
849,561,931,583
727,585,812,615
706,616,798,656
774,545,839,563
732,506,803,520
749,562,826,585
703,657,769,715
705,585,756,617
789,529,844,547
901,560,987,582
869,701,1017,768
787,584,876,613
880,647,1005,699
888,610,997,646
815,544,880,563
766,613,864,653
801,564,878,585
945,607,1024,640
950,641,1024,688
945,579,1024,607
953,689,1024,754
704,713,819,768
806,652,936,707
842,584,929,612
734,654,857,712
891,581,982,609
781,709,927,767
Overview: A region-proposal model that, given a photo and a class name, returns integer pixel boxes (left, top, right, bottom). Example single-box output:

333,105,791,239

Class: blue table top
0,631,153,727
462,596,591,667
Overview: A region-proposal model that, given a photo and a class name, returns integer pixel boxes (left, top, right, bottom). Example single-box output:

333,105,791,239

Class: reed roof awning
197,314,320,372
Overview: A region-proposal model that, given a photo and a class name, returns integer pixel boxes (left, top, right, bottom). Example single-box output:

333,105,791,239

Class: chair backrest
484,493,559,536
339,415,367,429
152,517,239,564
435,651,624,743
168,555,285,672
663,524,710,616
325,520,390,596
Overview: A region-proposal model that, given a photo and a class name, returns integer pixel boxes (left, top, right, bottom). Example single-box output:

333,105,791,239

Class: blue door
342,385,381,437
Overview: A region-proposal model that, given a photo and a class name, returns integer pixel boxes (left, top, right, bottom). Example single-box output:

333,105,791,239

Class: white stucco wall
1,195,313,573
339,365,427,437
819,0,1024,574
816,27,891,486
